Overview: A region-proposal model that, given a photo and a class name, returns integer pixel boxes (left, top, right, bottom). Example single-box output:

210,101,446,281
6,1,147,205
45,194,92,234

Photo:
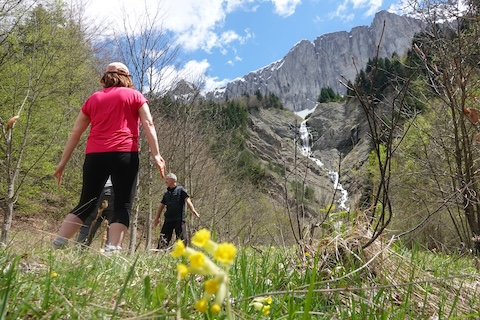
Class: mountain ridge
206,10,425,112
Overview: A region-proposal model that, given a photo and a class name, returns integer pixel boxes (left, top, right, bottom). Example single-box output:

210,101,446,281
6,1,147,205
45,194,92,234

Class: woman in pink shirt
52,62,165,252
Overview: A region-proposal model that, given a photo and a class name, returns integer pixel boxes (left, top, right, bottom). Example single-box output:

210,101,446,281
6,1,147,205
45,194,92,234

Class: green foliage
2,239,480,318
265,92,283,109
222,100,248,131
158,91,283,190
388,111,464,248
255,89,263,101
367,143,387,178
318,87,342,103
200,99,248,133
360,144,388,209
0,1,98,217
290,180,315,202
195,98,276,186
0,253,19,319
268,161,285,177
243,91,284,110
238,149,268,185
349,55,425,114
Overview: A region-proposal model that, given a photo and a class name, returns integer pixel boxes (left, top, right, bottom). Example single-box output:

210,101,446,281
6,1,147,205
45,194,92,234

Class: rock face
206,10,425,112
306,99,372,201
245,106,344,215
246,99,371,213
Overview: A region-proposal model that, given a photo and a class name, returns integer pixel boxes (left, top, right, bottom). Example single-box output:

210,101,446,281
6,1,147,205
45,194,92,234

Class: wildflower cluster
250,296,273,317
171,229,237,315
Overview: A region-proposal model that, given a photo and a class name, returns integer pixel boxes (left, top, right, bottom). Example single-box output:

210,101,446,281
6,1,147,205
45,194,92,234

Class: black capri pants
70,152,139,228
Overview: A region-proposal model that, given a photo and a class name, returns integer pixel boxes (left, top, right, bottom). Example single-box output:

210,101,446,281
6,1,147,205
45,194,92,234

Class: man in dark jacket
153,173,200,249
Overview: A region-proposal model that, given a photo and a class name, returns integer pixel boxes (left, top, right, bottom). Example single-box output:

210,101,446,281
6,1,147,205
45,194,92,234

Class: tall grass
1,235,480,319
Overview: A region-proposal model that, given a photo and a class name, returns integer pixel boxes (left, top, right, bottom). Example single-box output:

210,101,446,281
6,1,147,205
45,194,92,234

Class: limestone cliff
206,10,424,112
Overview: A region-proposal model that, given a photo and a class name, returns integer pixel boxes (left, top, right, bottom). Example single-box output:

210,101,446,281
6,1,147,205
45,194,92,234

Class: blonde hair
100,72,134,89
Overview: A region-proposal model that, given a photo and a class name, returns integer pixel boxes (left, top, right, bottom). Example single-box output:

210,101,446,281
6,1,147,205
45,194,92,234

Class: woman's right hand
155,155,166,178
53,162,66,185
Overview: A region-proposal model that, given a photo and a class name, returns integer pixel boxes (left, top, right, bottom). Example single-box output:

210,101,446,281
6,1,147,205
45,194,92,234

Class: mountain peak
206,10,425,112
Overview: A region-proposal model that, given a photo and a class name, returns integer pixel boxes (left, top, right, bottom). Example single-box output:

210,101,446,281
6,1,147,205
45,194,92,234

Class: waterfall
296,113,349,211
328,171,349,211
298,121,323,167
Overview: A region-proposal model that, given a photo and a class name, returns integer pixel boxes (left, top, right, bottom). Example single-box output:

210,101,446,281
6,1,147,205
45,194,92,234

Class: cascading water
327,171,349,211
298,120,324,167
296,114,349,211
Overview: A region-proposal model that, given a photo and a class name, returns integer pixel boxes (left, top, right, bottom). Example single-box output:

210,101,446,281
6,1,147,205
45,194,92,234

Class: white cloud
155,0,254,53
184,60,230,91
149,59,228,92
220,30,243,45
226,0,256,12
313,14,325,24
388,0,468,20
271,0,302,17
204,76,231,92
226,55,242,67
162,0,230,51
331,0,383,21
78,0,248,52
76,0,244,91
361,0,383,16
74,0,302,92
179,59,211,84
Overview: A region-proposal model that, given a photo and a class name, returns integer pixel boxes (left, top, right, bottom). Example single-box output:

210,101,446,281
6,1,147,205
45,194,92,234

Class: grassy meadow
2,219,480,319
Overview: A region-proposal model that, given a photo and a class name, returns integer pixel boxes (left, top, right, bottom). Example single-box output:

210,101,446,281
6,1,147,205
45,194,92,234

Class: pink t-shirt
81,87,148,153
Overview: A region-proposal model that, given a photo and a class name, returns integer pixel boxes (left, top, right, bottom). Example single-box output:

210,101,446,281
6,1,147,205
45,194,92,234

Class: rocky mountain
206,10,425,112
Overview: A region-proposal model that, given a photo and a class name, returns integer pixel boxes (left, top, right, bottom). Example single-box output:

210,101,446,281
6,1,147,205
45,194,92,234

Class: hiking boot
104,245,122,253
52,237,68,249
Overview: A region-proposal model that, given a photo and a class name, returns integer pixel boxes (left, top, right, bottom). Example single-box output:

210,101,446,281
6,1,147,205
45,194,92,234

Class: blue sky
81,0,414,92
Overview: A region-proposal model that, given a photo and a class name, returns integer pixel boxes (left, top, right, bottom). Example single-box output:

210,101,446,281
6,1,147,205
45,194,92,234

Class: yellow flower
177,264,189,279
172,229,235,317
205,278,220,294
262,305,271,316
192,228,218,255
50,272,58,278
171,240,185,257
189,251,206,268
250,301,263,311
214,242,237,265
253,296,272,305
192,229,210,247
210,303,221,314
194,299,208,313
251,296,273,316
189,257,222,276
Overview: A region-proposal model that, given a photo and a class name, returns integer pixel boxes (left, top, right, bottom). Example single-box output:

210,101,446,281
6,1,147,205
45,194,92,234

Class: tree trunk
1,126,15,244
1,196,14,244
